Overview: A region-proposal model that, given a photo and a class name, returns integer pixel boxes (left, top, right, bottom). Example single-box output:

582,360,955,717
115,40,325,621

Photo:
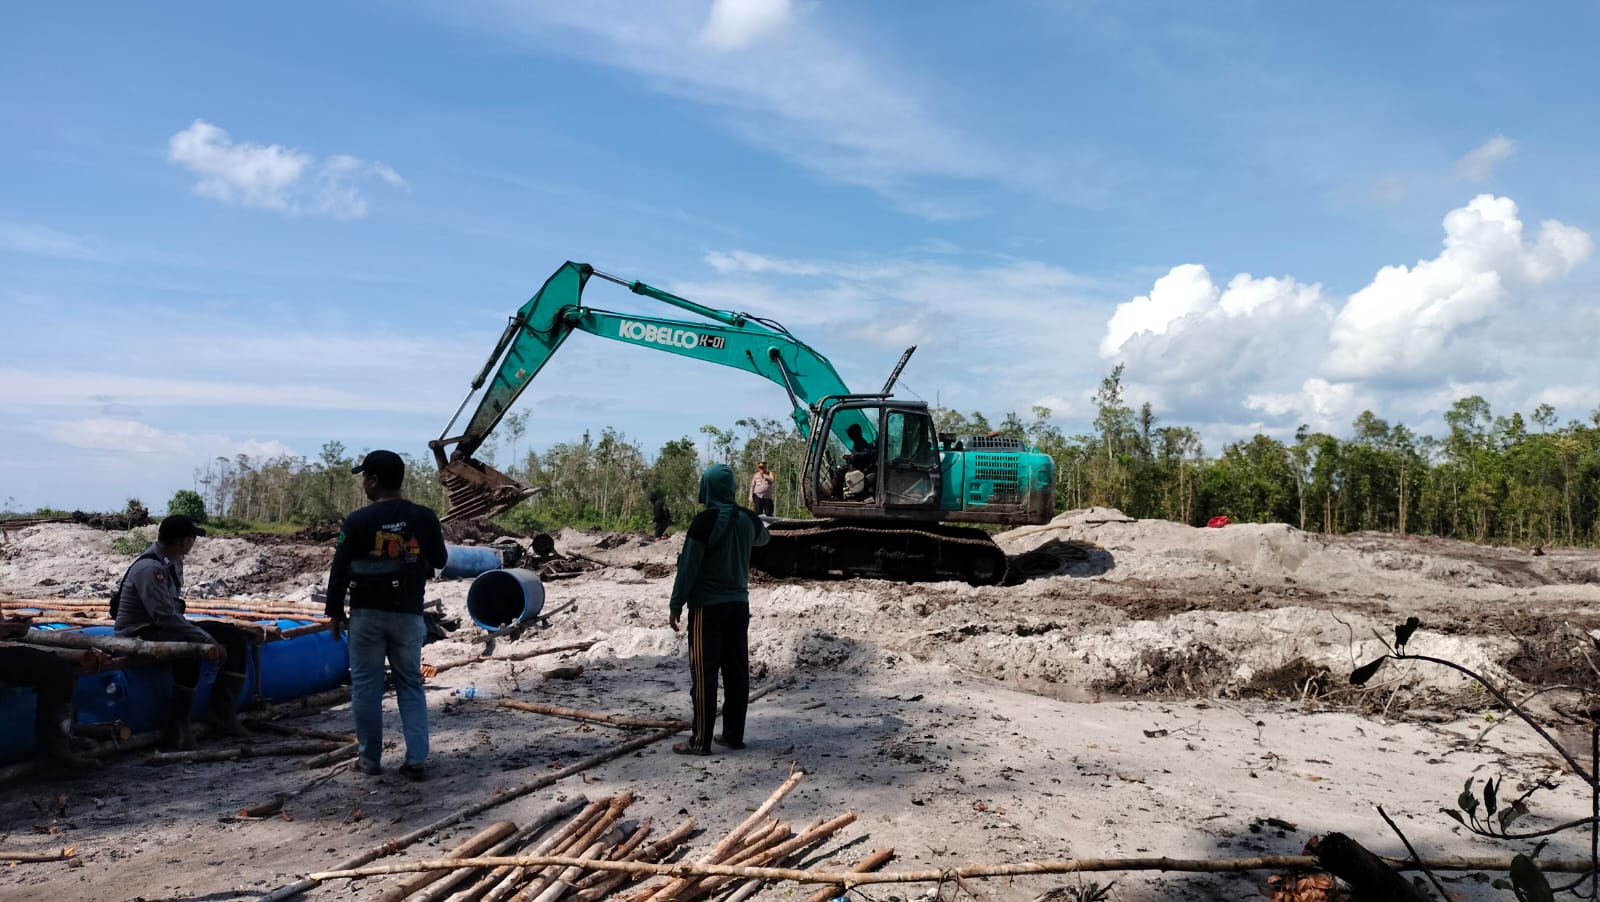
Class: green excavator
431,261,1056,585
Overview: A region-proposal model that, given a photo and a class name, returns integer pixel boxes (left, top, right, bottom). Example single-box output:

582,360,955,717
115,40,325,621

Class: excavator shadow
1005,538,1115,584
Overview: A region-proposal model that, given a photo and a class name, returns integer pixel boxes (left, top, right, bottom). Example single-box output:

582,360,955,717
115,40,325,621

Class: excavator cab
804,398,943,519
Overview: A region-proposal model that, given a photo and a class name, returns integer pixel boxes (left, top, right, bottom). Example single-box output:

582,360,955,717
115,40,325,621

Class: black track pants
687,602,750,752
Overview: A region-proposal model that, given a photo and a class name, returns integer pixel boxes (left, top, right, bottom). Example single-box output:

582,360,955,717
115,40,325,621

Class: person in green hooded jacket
668,463,770,755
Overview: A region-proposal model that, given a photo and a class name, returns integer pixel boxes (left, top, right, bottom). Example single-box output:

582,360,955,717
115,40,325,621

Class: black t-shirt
325,498,449,617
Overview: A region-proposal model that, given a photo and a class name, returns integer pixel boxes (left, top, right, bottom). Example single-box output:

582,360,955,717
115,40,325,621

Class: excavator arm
432,261,873,520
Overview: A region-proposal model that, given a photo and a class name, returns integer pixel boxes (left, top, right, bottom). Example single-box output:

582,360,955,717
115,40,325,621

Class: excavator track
751,519,1008,586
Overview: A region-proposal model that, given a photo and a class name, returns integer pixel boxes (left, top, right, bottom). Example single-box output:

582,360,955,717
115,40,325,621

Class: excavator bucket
439,456,542,522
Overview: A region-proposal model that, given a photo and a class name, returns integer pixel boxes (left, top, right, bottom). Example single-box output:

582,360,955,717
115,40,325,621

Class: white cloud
1454,135,1516,182
453,2,1035,215
1244,378,1364,433
1100,265,1332,388
167,120,404,219
35,417,296,459
1324,194,1592,383
699,0,791,50
0,222,97,259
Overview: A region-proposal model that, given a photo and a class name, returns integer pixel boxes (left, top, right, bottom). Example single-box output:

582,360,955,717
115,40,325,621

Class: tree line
34,367,1594,547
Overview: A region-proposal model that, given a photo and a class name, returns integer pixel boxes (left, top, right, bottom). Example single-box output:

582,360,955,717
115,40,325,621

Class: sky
4,0,1598,513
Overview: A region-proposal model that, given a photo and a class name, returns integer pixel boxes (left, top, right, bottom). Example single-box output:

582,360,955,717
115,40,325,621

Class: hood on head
698,463,736,507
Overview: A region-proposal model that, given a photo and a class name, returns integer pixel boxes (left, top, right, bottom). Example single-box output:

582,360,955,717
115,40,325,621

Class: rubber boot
203,670,249,738
162,685,197,752
34,704,95,776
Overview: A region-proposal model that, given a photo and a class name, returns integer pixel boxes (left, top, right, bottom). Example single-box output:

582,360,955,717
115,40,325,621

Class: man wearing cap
326,450,448,781
115,515,251,750
748,461,774,517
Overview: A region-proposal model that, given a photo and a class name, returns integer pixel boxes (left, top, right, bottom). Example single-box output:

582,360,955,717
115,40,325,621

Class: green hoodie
669,464,770,617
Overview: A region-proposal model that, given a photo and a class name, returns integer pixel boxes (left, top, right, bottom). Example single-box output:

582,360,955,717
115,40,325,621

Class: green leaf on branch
1349,657,1387,686
1483,776,1498,815
1509,853,1555,902
1442,808,1465,825
1394,616,1420,652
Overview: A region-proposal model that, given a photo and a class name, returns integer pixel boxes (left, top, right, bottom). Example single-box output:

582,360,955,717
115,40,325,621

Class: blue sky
4,0,1598,512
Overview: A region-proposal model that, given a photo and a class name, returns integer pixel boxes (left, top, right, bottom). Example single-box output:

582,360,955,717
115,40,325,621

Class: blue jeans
348,608,428,767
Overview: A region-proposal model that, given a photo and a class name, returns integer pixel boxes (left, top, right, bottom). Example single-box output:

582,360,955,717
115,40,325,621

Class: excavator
430,261,1055,585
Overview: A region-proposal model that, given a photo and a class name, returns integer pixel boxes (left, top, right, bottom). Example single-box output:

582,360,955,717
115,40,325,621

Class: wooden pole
511,794,634,902
302,740,358,769
247,722,355,743
492,698,687,729
143,740,342,765
372,821,517,902
242,686,350,722
0,848,76,862
20,629,215,660
417,804,588,902
72,721,132,742
571,819,696,902
688,812,858,902
312,851,1600,885
800,848,895,902
425,640,597,676
478,800,609,902
631,772,805,902
262,728,678,902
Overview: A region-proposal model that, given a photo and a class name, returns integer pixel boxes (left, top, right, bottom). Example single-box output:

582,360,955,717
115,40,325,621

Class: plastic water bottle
451,687,494,700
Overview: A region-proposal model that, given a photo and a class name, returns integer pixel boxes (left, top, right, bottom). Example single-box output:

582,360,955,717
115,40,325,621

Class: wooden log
799,848,895,902
1308,833,1434,902
21,628,216,660
373,820,517,902
144,739,342,765
242,686,351,722
314,849,1600,886
523,839,607,902
72,721,132,741
569,819,697,902
457,799,601,902
0,848,76,862
236,764,350,819
569,818,653,893
476,796,608,902
247,722,355,743
511,794,634,902
691,813,858,902
492,699,686,730
280,621,332,639
262,728,677,902
425,640,598,676
630,772,805,902
420,805,588,902
302,740,358,769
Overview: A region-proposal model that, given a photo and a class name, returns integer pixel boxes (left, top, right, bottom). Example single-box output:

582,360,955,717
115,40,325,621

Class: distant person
0,620,95,774
650,489,672,539
325,450,448,781
114,515,251,750
749,461,774,517
668,463,770,756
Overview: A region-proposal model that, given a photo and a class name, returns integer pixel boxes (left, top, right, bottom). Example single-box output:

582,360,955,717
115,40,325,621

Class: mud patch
1092,644,1232,697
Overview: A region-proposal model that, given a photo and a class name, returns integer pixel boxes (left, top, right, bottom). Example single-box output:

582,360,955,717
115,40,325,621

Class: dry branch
72,721,131,742
246,722,355,743
263,728,678,901
242,686,351,722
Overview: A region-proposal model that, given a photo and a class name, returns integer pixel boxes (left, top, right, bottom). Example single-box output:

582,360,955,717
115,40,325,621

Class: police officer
114,515,251,750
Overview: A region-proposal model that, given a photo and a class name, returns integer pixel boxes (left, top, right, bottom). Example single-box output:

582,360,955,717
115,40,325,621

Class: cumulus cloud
1324,194,1592,383
36,417,295,459
1454,135,1515,182
167,120,404,219
1101,194,1595,441
699,0,791,50
1100,265,1332,388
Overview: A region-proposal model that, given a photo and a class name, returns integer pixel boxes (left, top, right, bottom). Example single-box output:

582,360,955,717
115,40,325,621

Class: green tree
167,489,207,523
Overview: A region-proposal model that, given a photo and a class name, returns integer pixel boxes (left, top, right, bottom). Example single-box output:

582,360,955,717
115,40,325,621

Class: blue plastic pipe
466,568,546,630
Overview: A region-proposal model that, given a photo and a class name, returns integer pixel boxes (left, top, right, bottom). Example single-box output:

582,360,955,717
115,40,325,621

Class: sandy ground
3,510,1600,901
